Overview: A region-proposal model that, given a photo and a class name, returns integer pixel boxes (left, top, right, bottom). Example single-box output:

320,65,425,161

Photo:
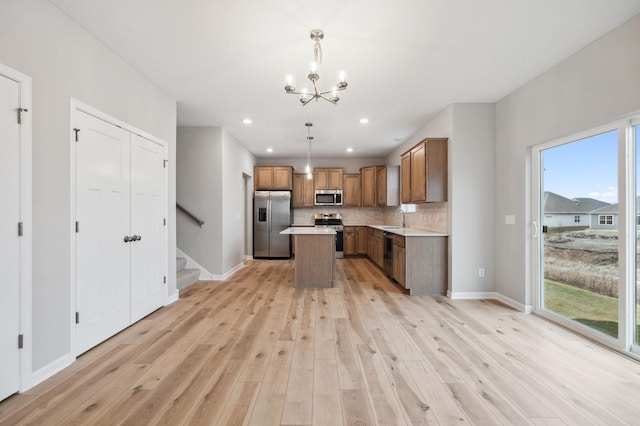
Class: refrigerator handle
267,199,271,234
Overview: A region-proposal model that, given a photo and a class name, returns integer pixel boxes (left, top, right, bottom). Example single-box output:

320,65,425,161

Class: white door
75,111,131,355
0,73,21,400
130,133,165,322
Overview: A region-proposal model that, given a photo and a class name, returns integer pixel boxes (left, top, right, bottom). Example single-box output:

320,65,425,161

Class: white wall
221,129,256,272
385,104,496,296
176,127,223,274
0,0,177,374
495,14,640,307
177,126,255,276
450,104,496,294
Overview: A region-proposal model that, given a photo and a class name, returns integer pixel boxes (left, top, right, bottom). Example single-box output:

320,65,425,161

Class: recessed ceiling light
266,148,273,153
359,118,369,124
346,147,354,153
242,118,252,124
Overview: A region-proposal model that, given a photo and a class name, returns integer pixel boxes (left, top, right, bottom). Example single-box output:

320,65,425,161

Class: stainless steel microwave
315,189,343,206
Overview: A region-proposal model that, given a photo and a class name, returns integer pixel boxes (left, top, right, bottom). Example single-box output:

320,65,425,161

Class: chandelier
284,29,348,106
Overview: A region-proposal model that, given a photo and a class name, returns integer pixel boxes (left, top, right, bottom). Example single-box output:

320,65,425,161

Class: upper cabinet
314,168,343,190
343,173,361,207
400,138,447,203
361,165,399,207
254,166,293,190
376,167,387,207
292,173,315,207
360,166,377,207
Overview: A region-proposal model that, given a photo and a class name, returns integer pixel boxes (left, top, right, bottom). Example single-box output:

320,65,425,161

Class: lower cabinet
392,235,405,286
344,226,357,256
345,226,370,256
368,229,384,268
357,226,368,254
363,226,447,296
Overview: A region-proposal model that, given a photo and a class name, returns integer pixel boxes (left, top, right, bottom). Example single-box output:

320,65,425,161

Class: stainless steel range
313,213,344,258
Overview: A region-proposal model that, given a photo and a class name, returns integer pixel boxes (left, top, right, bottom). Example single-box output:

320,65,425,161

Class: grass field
544,279,640,342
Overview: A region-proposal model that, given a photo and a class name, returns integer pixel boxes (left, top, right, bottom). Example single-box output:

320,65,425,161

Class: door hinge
163,218,166,226
163,159,168,168
18,108,28,124
18,222,23,236
18,334,24,349
76,221,79,233
75,312,80,324
163,275,167,284
73,128,80,142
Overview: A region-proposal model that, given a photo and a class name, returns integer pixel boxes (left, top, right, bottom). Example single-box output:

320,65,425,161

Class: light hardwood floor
2,258,640,425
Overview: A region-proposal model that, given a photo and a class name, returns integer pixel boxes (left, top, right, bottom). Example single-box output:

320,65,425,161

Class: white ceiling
49,0,640,159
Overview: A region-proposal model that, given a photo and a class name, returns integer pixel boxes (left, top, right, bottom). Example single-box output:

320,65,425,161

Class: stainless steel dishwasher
383,232,394,276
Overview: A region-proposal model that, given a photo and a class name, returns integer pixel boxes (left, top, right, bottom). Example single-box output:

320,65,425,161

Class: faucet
394,209,407,228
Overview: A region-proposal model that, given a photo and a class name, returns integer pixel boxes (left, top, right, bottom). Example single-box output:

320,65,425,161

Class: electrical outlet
478,268,485,277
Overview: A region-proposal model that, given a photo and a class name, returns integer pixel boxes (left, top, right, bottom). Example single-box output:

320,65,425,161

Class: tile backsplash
383,202,448,233
293,203,448,234
293,207,383,225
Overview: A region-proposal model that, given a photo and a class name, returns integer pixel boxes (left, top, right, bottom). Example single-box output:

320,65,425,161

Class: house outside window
598,215,613,225
574,215,580,223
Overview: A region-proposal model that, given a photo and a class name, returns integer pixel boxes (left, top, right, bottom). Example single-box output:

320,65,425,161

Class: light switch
505,215,515,225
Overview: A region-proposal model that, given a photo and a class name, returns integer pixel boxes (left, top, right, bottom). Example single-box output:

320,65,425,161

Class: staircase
177,257,200,290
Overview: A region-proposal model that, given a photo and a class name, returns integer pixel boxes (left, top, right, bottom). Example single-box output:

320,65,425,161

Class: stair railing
176,203,205,227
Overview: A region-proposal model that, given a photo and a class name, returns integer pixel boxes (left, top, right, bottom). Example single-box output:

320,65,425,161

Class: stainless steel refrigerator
253,191,292,258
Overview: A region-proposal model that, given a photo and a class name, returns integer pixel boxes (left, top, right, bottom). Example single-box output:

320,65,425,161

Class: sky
542,130,620,203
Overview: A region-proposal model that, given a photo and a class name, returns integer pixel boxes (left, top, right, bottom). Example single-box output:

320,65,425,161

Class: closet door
75,111,131,355
0,73,21,401
130,133,165,322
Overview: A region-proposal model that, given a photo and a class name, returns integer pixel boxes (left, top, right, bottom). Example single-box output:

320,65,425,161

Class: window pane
542,130,619,339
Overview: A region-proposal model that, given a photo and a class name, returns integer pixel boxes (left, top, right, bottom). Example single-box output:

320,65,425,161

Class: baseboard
213,261,246,280
176,247,214,280
447,291,532,313
165,291,179,305
30,353,75,388
244,255,253,261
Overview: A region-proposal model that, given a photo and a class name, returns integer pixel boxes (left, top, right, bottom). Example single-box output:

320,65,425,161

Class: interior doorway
243,172,253,259
0,63,32,401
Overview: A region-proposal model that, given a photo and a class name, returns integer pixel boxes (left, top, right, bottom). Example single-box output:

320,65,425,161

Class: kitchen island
280,227,335,288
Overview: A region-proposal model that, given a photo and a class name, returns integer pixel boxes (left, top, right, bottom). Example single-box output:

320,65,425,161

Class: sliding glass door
539,130,620,339
635,123,640,350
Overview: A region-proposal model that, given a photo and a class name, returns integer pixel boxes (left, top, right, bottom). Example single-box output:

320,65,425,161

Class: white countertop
281,226,336,235
362,224,448,237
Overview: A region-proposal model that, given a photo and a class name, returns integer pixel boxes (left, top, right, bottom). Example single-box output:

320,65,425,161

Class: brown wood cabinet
401,151,412,204
392,235,405,286
343,174,361,207
361,165,396,207
357,226,368,254
400,138,447,203
367,228,384,268
376,167,388,207
344,226,368,256
360,166,377,207
254,166,293,190
314,168,343,190
292,173,315,207
344,226,357,256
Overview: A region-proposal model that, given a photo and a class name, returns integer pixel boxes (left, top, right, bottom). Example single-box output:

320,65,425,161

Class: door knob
124,235,132,243
133,235,142,241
